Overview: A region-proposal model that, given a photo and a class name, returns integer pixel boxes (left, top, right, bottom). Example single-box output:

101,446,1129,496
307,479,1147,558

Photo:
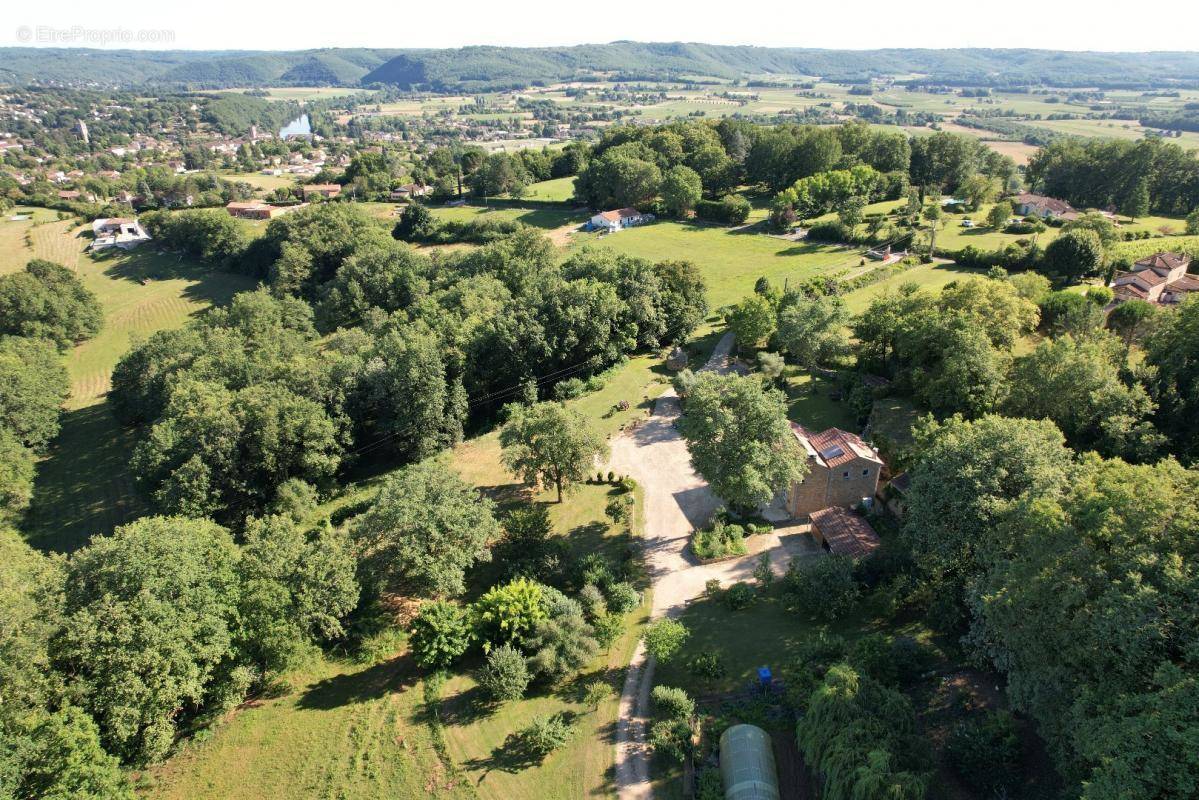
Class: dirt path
610,333,817,800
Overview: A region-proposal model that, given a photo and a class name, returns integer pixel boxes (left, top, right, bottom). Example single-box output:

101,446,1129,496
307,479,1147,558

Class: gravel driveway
610,332,817,800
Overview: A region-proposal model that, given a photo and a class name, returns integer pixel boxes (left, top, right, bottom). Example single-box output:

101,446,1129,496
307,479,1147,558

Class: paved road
609,333,817,800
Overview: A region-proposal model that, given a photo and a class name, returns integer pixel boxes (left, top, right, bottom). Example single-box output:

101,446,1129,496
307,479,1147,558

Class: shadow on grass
95,248,257,310
436,682,498,727
461,710,584,777
24,401,147,553
297,651,419,710
554,666,624,705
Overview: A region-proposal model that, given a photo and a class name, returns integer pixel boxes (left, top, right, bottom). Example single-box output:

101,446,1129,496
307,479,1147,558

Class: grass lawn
570,221,865,309
21,229,257,553
144,642,475,800
221,171,300,193
429,204,589,231
519,177,577,203
782,368,857,432
842,261,986,314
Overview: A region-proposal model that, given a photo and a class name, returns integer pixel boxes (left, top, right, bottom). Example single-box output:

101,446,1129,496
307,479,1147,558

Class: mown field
570,222,862,309
14,218,256,552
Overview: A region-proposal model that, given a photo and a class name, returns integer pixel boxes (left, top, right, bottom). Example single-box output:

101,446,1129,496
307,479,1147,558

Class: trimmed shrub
643,619,689,662
691,520,747,561
722,581,756,610
478,643,531,702
652,685,696,720
605,581,640,614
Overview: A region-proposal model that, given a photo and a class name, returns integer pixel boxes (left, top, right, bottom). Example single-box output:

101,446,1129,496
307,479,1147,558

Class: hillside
4,44,1199,90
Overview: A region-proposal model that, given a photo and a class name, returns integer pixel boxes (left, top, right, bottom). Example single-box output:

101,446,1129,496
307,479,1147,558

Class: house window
842,471,850,479
862,469,871,477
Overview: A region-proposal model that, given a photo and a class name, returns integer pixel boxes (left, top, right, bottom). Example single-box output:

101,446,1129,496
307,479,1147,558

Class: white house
90,218,151,251
589,207,653,232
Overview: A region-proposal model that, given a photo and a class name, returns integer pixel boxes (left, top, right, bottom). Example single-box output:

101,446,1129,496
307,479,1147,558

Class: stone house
787,424,883,519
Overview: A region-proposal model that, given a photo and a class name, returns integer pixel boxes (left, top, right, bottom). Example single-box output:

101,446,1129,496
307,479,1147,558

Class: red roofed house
1111,252,1198,306
809,506,881,559
589,207,653,232
301,183,342,199
787,424,883,518
1012,192,1078,221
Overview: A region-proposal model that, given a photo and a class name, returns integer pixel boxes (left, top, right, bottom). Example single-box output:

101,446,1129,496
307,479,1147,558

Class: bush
478,644,531,702
473,578,546,648
696,768,724,800
519,713,575,758
848,633,899,685
753,552,774,586
643,619,689,662
649,718,692,762
553,376,587,400
689,651,727,680
605,494,633,524
583,680,614,709
579,583,607,619
786,555,860,621
409,600,474,669
695,193,751,225
593,612,625,649
691,520,748,561
945,711,1022,793
575,553,616,590
722,581,756,610
652,685,696,720
605,581,640,614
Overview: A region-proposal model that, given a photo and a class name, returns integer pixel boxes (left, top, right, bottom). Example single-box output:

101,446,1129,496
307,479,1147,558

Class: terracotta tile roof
1134,252,1191,274
791,423,882,468
1013,192,1075,215
1169,275,1199,292
1122,269,1167,287
1116,283,1149,299
598,207,641,222
810,506,881,559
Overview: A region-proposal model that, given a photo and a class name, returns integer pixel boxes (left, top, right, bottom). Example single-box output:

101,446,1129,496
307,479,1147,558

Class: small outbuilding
719,724,780,800
809,506,881,559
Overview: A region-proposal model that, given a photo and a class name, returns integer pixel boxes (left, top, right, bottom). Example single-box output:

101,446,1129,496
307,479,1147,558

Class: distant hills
3,44,1199,91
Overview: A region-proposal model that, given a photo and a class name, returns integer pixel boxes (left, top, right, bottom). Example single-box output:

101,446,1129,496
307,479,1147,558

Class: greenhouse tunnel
719,723,780,800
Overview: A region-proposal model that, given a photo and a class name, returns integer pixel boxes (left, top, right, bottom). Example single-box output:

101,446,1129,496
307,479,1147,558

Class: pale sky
5,0,1199,52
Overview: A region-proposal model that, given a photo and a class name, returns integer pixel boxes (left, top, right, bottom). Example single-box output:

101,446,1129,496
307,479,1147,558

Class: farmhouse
1111,252,1199,305
90,217,151,250
390,183,429,201
301,183,342,199
786,424,883,519
809,506,881,559
589,207,653,232
1011,192,1078,221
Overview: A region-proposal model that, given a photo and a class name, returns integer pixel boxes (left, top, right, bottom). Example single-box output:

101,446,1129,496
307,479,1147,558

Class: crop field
18,223,256,553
